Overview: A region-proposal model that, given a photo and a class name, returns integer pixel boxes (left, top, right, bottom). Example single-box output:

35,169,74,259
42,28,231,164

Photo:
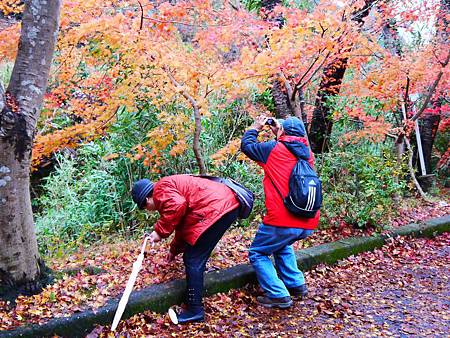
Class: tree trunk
309,0,376,153
163,67,207,174
271,79,291,119
0,0,61,290
413,0,449,190
420,113,441,174
309,57,348,152
0,143,39,287
416,107,441,191
260,0,293,119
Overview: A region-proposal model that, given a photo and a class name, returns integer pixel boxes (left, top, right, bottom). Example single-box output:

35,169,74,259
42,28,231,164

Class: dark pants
183,208,239,309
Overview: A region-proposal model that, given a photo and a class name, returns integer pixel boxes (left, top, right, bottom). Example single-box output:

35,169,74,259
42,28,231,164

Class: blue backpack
268,143,322,218
196,175,254,219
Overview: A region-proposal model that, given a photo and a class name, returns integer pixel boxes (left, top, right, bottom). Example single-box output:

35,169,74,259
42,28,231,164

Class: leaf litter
0,202,448,333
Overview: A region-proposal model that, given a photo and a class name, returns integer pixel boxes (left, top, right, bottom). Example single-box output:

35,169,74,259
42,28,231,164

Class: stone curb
1,215,449,338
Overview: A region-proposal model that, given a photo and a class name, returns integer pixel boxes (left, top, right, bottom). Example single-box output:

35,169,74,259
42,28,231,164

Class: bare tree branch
295,51,331,94
404,137,432,202
137,0,144,31
228,0,241,11
143,16,230,28
162,66,207,175
292,54,321,99
403,76,410,109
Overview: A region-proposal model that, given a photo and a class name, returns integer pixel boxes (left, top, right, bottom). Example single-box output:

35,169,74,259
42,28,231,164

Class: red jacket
152,175,240,255
241,130,319,230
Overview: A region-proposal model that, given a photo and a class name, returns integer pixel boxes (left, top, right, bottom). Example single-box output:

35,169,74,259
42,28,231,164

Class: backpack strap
266,140,309,200
280,140,316,172
280,140,303,159
265,142,290,201
267,172,285,201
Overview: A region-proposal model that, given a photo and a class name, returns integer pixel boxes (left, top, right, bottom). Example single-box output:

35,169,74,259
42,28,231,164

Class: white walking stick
111,236,150,331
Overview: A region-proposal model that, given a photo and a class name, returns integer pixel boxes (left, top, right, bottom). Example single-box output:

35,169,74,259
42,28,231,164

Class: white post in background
409,93,427,176
414,118,427,176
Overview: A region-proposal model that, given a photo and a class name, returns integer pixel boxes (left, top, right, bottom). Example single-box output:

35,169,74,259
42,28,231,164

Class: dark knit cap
131,179,154,209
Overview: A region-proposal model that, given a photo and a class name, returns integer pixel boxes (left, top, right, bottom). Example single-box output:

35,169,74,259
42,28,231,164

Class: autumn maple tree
0,0,448,294
1,0,446,176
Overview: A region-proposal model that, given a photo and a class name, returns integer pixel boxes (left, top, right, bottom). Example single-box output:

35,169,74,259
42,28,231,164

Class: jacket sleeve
240,129,276,164
153,180,188,239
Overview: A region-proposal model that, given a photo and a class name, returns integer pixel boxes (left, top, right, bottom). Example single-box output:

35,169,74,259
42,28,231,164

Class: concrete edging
1,215,449,338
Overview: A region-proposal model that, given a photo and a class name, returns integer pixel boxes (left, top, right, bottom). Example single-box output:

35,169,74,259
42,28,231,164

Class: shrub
318,144,408,228
433,122,449,188
34,99,260,255
35,107,160,256
314,96,410,228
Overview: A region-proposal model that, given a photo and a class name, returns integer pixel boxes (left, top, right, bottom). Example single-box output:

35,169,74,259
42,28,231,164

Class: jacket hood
282,117,306,137
279,135,310,160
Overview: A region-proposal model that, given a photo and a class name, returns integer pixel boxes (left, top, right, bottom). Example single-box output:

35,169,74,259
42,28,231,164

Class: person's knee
248,248,262,264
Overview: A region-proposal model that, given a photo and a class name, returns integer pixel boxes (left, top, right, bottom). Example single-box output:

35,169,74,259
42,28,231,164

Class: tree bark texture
260,0,294,119
271,78,291,119
309,0,376,153
0,0,61,287
418,113,441,174
309,57,348,153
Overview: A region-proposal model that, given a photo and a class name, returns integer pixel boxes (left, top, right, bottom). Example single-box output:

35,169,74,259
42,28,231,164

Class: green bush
317,96,409,228
318,144,408,228
35,106,160,256
35,99,260,254
433,124,449,188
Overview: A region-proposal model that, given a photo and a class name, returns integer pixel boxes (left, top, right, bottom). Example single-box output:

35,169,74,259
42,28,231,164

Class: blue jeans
183,208,239,307
249,223,313,298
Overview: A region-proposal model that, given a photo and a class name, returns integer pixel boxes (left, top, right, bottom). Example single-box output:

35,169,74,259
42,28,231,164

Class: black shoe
257,296,293,309
171,307,205,324
288,284,308,298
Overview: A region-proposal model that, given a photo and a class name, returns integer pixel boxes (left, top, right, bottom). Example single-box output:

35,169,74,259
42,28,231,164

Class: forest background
0,0,448,292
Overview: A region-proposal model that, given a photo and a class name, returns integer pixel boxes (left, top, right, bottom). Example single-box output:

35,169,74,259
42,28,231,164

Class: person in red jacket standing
131,175,240,323
241,116,320,309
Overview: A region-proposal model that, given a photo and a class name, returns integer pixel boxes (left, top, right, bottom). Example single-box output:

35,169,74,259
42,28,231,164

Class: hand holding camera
265,118,276,126
249,115,267,131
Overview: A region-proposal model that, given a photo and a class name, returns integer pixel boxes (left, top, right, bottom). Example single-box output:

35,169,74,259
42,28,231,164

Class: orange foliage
0,0,448,169
0,0,23,15
0,24,20,59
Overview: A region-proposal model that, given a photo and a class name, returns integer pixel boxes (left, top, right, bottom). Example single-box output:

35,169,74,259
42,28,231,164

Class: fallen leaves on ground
90,232,450,337
0,202,448,331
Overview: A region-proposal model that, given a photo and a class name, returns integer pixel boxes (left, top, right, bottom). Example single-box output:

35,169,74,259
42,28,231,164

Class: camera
265,118,276,126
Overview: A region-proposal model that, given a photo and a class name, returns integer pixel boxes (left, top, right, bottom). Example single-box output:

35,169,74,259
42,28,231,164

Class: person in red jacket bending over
131,175,240,324
241,116,320,309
